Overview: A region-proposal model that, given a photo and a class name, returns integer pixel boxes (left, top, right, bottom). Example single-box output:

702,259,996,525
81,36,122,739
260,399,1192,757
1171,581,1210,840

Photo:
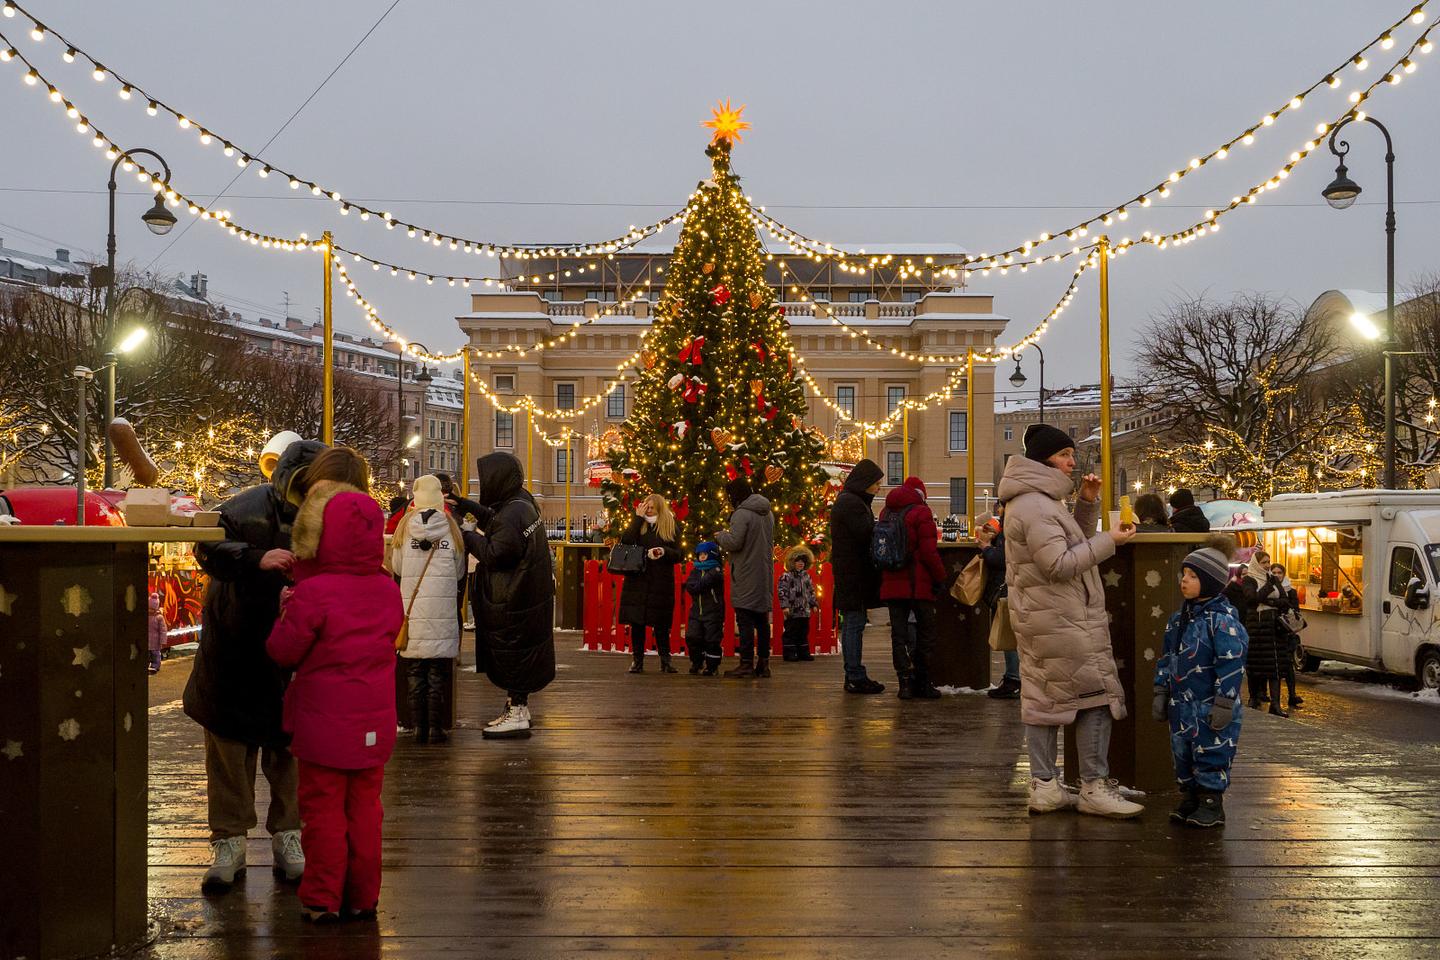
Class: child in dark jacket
778,544,820,661
266,481,404,924
684,541,725,677
1153,535,1249,829
147,592,168,675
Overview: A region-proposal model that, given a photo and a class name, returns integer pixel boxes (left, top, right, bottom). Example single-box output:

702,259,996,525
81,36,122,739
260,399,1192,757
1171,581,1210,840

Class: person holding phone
618,494,684,673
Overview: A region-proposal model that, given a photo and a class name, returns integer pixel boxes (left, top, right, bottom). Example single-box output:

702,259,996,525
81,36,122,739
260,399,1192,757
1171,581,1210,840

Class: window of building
949,412,967,452
836,385,856,418
950,478,967,514
428,450,436,471
556,382,576,410
902,290,923,302
848,290,869,303
607,384,626,420
1003,426,1013,441
495,374,514,393
886,451,904,485
541,290,564,302
450,421,458,441
1068,426,1077,439
887,385,906,417
428,420,436,439
495,411,514,447
585,289,617,303
556,448,572,483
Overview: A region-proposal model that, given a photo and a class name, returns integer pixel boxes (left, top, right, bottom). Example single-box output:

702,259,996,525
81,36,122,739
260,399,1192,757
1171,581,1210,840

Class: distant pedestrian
266,480,402,923
1240,550,1287,717
978,505,1019,700
1153,534,1248,828
999,424,1142,819
462,452,555,739
779,544,819,662
1269,563,1304,711
387,475,467,744
1168,488,1211,533
618,494,683,674
877,476,946,700
684,541,725,676
1134,493,1170,532
715,478,775,679
147,592,168,675
828,459,887,695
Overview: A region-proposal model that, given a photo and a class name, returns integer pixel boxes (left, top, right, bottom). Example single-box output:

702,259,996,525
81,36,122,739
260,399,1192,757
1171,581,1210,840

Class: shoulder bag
607,542,646,574
395,545,439,652
988,596,1017,651
953,553,987,606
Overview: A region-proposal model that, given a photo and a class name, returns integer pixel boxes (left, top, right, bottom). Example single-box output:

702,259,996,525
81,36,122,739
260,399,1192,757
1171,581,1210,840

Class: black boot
756,656,771,679
1169,789,1198,823
659,658,678,674
897,675,916,700
723,658,755,679
427,684,448,745
987,677,1021,700
628,652,644,674
407,667,429,745
1183,791,1225,828
782,645,799,662
1267,677,1288,717
797,645,815,662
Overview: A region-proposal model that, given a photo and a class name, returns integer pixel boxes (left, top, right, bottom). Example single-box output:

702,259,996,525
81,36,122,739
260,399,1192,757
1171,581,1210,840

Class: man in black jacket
462,452,555,739
1168,488,1211,533
828,459,886,694
185,438,326,894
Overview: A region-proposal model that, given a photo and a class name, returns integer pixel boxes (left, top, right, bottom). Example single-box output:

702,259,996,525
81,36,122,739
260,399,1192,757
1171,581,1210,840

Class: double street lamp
1321,115,1403,489
398,345,433,484
1007,344,1046,423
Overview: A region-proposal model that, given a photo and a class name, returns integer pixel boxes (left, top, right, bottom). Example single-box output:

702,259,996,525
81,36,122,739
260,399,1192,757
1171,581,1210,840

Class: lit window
836,385,856,418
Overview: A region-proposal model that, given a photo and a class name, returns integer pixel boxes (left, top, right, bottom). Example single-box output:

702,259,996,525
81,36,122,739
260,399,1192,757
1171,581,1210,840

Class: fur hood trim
292,481,365,560
783,543,815,568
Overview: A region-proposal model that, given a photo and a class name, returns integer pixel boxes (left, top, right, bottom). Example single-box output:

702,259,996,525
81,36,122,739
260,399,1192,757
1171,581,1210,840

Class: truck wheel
1418,649,1440,692
1295,645,1321,673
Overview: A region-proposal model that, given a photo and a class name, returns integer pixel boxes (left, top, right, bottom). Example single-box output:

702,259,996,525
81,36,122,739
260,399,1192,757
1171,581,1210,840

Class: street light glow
406,434,420,448
116,327,148,354
1349,311,1383,341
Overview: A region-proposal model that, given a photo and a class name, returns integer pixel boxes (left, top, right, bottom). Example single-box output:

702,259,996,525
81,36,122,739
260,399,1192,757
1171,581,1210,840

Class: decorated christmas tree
600,104,828,549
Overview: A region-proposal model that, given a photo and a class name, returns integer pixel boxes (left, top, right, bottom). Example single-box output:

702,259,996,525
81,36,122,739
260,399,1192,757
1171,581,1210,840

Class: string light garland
0,1,690,261
332,241,617,289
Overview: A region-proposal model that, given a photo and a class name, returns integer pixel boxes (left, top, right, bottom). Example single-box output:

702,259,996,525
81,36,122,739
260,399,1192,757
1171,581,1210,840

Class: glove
1208,696,1236,730
1151,687,1168,722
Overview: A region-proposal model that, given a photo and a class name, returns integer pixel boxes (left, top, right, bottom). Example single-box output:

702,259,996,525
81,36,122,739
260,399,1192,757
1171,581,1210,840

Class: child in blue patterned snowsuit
1153,536,1249,828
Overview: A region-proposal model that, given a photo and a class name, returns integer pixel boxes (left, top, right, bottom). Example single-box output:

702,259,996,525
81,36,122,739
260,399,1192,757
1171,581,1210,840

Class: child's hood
291,481,385,576
783,543,814,569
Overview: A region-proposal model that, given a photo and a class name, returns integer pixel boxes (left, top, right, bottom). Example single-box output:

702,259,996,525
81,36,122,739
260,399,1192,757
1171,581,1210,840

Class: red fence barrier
582,560,837,656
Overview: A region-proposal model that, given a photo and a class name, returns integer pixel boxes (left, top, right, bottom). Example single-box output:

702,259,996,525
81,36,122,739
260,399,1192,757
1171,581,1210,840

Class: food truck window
1426,544,1440,584
1389,546,1425,596
1285,526,1365,615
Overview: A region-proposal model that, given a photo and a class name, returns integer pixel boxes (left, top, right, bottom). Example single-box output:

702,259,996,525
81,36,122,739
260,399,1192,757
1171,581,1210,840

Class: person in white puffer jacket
387,475,467,744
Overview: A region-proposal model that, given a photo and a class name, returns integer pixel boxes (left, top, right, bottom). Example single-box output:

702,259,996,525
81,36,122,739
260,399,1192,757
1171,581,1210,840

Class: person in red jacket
266,480,403,924
879,476,948,700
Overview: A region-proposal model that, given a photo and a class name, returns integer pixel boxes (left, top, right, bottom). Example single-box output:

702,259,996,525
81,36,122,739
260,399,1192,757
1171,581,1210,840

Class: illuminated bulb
1349,90,1362,103
1327,74,1341,88
65,103,77,118
1404,58,1417,72
199,131,212,144
1,4,13,16
147,100,158,115
1422,39,1434,54
1354,55,1368,70
1216,147,1228,159
1316,122,1329,134
1388,73,1401,84
92,66,105,82
29,25,43,41
289,178,300,190
1414,8,1427,23
1262,114,1274,126
47,86,59,101
1242,133,1255,145
1381,33,1395,50
1290,95,1303,109
310,185,321,195
119,84,131,99
259,166,270,177
63,47,76,62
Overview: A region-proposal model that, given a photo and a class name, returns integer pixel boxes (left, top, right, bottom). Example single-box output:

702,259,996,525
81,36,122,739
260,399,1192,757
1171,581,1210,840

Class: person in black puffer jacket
828,458,886,695
617,493,683,674
462,452,555,739
979,502,1020,700
1168,488,1211,533
1231,549,1286,717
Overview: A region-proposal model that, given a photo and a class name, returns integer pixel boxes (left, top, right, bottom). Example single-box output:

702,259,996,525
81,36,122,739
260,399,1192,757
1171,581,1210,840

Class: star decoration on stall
703,100,750,145
1151,605,1165,619
0,584,16,616
1103,570,1123,589
72,645,96,669
1,740,21,761
57,719,80,742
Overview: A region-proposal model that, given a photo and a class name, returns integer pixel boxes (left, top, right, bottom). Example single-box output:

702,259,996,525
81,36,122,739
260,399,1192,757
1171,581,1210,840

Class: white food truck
1238,491,1440,689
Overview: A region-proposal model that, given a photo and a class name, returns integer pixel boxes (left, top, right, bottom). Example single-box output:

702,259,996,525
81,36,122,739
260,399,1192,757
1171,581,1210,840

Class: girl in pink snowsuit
266,481,403,923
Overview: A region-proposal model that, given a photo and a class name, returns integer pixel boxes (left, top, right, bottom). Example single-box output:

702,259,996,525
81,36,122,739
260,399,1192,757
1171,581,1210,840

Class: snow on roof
996,384,1105,413
0,243,87,276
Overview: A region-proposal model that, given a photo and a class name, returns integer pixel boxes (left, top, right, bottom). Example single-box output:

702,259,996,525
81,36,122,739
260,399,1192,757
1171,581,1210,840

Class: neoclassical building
456,244,1010,531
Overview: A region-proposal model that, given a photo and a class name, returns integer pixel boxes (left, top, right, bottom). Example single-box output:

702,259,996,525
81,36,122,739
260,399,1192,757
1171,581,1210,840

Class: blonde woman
618,494,684,673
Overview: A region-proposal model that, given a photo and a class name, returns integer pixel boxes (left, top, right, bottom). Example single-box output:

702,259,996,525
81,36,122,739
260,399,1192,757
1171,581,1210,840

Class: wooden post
902,405,910,479
966,352,976,528
321,230,334,445
1098,236,1114,528
526,401,534,491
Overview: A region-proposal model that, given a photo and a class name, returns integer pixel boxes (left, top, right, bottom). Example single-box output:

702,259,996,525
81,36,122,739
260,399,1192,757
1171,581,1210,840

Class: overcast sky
3,0,1438,401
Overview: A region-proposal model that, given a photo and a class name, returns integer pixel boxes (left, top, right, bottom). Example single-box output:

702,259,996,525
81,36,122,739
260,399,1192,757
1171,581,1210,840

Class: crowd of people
177,425,1271,922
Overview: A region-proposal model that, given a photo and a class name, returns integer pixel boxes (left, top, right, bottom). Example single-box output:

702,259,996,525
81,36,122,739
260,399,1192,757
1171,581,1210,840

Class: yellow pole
902,405,910,479
564,431,572,543
966,351,976,528
460,351,472,497
526,400,534,492
321,230,334,445
1098,236,1114,530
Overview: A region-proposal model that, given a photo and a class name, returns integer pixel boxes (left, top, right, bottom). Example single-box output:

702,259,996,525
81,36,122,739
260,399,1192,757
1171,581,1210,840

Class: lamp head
142,194,177,235
1322,161,1362,210
415,365,433,384
1008,359,1027,388
406,434,420,448
1348,311,1383,341
116,327,148,354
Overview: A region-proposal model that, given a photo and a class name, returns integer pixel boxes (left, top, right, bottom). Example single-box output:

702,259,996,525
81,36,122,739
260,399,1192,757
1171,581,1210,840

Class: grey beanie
1182,535,1237,598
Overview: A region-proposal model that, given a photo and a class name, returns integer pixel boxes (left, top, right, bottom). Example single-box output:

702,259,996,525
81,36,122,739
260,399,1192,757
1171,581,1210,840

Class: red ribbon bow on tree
677,336,705,366
710,284,731,306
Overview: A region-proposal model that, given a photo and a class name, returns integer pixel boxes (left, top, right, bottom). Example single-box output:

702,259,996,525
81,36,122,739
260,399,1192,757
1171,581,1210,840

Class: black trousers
404,657,453,735
735,608,770,663
782,617,811,657
628,623,673,664
687,618,723,667
886,599,936,684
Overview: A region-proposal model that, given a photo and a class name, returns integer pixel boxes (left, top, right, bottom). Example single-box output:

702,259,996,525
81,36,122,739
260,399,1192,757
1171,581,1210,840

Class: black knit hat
1023,423,1074,464
1169,487,1196,510
725,477,753,508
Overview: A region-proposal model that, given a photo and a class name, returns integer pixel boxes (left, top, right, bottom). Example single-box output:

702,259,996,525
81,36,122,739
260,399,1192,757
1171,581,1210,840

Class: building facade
456,245,1008,530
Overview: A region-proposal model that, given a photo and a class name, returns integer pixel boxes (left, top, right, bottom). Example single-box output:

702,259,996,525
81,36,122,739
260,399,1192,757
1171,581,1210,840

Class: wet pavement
138,634,1440,959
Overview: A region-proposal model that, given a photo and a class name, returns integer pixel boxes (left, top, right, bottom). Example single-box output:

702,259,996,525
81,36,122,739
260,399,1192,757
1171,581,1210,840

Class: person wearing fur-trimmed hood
779,544,820,661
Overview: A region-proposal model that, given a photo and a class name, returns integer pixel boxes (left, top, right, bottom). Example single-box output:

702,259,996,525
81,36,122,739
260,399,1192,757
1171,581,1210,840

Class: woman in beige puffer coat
997,424,1140,819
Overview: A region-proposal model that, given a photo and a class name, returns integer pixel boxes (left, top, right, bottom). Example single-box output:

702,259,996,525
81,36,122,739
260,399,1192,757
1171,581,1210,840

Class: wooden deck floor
141,636,1440,959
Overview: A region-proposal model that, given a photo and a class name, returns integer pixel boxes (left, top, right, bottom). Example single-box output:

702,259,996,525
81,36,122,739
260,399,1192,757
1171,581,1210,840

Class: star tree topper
703,100,750,146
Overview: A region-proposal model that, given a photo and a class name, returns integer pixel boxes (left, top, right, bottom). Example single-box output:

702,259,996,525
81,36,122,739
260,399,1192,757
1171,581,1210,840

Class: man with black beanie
828,459,887,694
1168,488,1211,533
714,477,775,678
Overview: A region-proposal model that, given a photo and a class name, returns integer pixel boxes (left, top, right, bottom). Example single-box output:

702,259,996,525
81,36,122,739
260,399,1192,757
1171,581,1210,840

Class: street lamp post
1008,344,1046,422
1322,115,1399,489
100,294,152,489
103,148,175,488
398,344,434,483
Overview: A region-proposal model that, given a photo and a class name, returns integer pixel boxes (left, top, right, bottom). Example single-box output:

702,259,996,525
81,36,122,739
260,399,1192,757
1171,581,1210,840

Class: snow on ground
1309,663,1440,706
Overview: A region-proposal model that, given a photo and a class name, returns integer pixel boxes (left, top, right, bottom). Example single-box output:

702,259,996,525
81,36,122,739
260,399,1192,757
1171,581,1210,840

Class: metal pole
527,401,534,491
418,375,427,477
564,431,573,543
902,405,910,479
1036,344,1046,424
396,355,404,487
76,371,89,526
965,352,976,529
321,231,334,445
103,354,116,489
1098,237,1114,528
1381,121,1397,490
461,351,473,497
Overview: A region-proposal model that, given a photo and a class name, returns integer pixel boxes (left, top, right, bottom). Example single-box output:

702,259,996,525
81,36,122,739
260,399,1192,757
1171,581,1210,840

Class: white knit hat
412,474,444,511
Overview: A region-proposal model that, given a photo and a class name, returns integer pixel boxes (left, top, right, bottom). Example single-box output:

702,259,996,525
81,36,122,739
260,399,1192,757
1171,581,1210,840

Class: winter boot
797,641,815,662
1078,779,1145,819
689,658,703,675
1027,777,1077,815
700,659,720,677
201,835,247,894
659,657,678,674
723,658,755,679
301,905,341,924
628,651,644,674
482,701,532,739
427,695,449,745
756,656,772,678
1169,789,1199,823
987,676,1021,700
845,677,886,695
1183,791,1226,828
344,906,379,923
271,829,305,883
896,676,916,700
782,646,800,662
914,680,943,699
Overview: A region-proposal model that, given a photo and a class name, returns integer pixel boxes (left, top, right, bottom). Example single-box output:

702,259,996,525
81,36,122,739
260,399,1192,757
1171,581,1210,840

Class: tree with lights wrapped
600,104,827,548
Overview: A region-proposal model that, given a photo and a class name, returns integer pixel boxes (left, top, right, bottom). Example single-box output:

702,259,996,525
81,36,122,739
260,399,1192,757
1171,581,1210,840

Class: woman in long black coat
1238,550,1287,717
618,493,683,673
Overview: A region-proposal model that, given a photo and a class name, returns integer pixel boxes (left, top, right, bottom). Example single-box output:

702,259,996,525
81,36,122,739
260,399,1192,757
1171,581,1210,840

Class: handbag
607,542,646,574
953,553,987,606
988,596,1017,652
1280,606,1307,634
395,545,439,653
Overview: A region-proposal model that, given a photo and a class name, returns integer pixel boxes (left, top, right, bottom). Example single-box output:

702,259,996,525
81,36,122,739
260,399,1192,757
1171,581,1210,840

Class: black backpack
871,505,914,571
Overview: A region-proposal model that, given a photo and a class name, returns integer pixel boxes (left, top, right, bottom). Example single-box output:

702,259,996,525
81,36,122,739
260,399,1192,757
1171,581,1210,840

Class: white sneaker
1078,778,1145,819
201,835,247,893
482,702,532,739
1027,777,1076,815
271,828,305,883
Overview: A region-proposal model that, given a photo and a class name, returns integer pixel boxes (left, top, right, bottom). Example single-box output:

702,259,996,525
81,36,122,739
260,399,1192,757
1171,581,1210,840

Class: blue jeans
1003,649,1020,682
837,609,870,683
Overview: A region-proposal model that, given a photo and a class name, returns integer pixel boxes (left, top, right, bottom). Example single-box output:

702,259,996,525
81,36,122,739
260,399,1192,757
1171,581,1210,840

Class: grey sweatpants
1025,706,1112,783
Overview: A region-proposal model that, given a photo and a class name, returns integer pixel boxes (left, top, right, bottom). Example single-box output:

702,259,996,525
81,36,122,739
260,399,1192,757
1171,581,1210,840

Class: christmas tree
600,103,828,549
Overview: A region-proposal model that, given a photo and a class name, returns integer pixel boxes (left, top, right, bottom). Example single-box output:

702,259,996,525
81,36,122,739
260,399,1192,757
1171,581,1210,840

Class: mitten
1151,688,1168,722
1208,696,1236,730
